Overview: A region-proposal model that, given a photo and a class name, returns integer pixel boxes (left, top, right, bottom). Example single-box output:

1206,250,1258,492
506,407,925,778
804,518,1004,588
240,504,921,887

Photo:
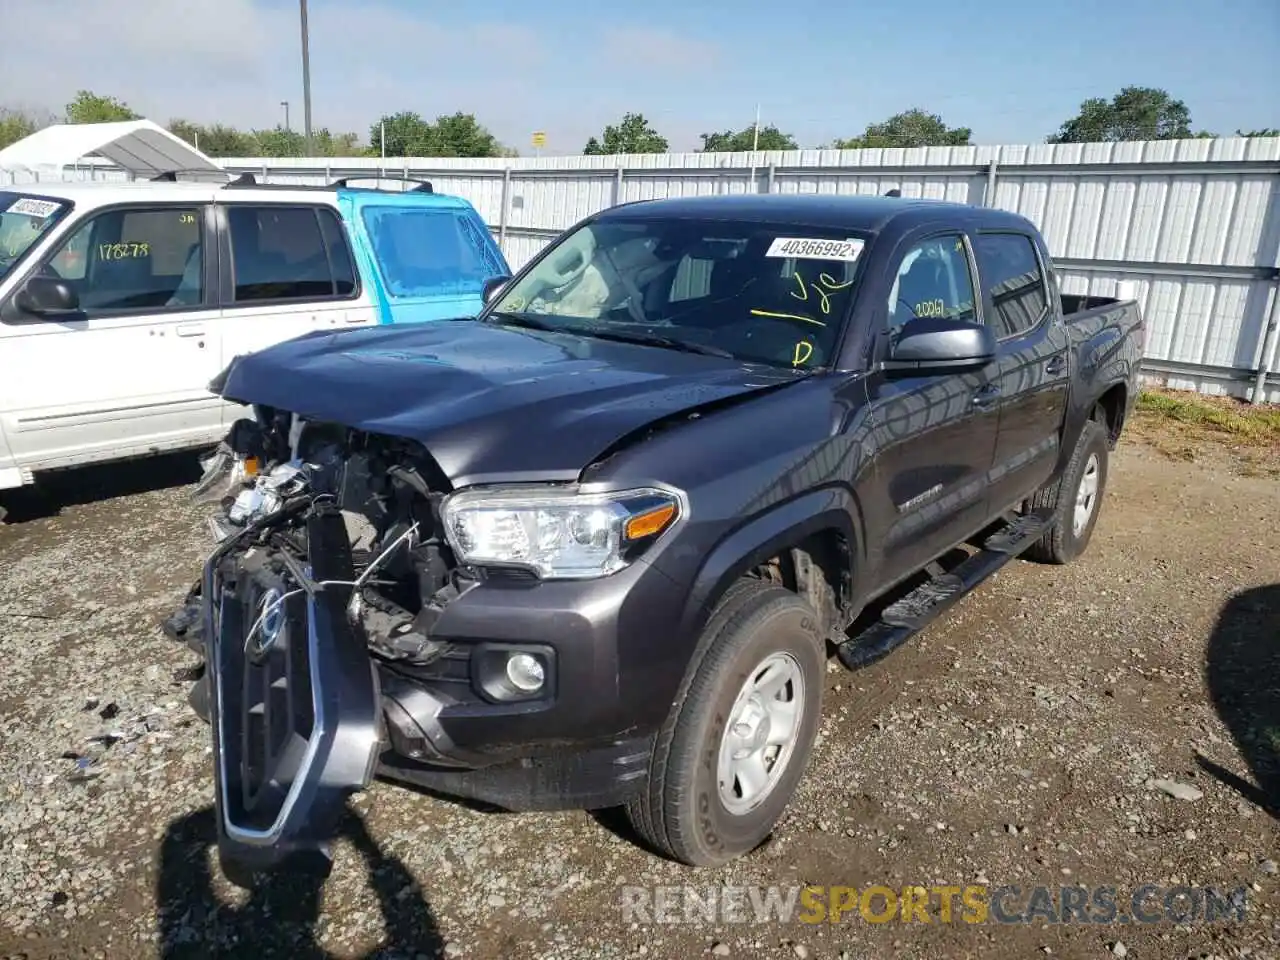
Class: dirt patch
1130,386,1280,479
0,433,1276,960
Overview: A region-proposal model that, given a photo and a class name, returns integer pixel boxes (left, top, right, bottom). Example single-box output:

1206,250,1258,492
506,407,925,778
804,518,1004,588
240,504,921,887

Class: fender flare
675,486,864,645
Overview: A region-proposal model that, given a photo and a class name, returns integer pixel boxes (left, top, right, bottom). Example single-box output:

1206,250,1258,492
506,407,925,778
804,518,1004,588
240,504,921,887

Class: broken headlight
440,486,682,579
191,440,309,542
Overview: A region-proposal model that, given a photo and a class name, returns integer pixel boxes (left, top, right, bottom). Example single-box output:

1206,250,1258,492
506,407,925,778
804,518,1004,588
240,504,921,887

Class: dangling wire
241,521,420,653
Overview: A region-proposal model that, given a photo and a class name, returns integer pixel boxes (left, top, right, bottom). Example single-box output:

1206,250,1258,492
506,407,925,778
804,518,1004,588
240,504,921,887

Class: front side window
487,218,871,369
362,206,506,299
974,233,1048,338
885,234,976,333
33,205,203,311
0,193,73,283
228,205,354,303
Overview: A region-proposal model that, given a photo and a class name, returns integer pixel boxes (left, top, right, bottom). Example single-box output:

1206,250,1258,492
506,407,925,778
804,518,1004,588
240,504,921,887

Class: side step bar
835,509,1053,671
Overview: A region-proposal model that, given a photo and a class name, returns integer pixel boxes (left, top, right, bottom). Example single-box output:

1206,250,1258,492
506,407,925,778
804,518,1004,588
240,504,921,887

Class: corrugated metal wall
8,137,1280,401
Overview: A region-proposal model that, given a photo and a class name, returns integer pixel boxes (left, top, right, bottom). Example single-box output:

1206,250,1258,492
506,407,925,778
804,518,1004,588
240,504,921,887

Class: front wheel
1025,417,1111,564
625,579,825,866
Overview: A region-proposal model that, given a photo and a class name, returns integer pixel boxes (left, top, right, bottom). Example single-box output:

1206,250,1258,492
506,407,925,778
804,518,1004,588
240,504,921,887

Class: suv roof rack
149,168,235,182
328,175,434,193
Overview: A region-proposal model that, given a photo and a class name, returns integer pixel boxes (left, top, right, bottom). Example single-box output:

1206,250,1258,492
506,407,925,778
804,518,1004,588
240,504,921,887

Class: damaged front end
167,410,476,875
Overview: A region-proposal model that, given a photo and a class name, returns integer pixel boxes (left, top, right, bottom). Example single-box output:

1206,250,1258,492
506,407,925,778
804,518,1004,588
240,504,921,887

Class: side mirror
882,318,995,374
482,275,512,304
14,276,81,319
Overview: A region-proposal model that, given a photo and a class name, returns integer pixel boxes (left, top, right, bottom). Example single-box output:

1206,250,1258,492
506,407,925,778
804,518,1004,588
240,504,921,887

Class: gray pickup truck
164,192,1145,877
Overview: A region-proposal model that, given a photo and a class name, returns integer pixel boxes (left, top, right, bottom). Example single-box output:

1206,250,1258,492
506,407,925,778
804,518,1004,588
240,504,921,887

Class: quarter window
974,233,1048,338
885,234,976,333
228,205,356,302
37,205,204,311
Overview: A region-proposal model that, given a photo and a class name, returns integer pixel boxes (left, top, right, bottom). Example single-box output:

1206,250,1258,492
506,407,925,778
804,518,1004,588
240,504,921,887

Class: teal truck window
362,206,504,299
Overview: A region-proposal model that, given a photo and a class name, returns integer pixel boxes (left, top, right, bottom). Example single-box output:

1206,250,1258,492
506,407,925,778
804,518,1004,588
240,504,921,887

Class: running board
835,509,1053,671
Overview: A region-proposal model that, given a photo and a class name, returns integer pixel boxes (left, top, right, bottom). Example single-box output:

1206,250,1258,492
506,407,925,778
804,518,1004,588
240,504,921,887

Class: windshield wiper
485,310,560,332
583,329,737,359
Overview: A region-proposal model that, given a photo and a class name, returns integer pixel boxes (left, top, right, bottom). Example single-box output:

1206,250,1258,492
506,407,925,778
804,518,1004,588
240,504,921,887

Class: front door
0,200,224,470
861,231,1001,590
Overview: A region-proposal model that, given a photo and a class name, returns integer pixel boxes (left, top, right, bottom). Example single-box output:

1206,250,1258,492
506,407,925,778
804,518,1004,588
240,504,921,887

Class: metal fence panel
5,136,1279,400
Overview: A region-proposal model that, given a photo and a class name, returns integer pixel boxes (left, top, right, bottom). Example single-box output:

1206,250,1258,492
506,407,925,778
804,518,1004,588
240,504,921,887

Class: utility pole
752,103,761,152
299,0,313,155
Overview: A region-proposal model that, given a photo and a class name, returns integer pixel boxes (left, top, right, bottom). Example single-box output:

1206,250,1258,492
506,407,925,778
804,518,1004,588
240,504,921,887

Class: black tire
625,578,825,867
1024,417,1110,565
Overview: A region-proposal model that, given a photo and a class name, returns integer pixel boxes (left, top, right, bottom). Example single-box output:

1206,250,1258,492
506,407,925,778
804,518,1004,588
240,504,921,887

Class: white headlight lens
442,487,680,579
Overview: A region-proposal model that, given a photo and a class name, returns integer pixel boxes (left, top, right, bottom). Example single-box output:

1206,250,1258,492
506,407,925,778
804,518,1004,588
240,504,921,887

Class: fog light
505,653,545,692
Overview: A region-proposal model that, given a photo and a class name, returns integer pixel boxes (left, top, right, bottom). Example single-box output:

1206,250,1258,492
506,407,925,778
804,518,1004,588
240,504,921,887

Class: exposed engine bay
192,410,466,669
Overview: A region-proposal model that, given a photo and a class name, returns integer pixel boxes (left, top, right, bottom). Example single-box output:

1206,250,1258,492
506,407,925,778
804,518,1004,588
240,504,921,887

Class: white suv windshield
487,217,870,369
0,193,71,282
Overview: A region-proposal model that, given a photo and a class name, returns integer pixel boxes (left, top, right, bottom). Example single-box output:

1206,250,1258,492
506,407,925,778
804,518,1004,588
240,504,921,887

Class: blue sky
3,0,1276,153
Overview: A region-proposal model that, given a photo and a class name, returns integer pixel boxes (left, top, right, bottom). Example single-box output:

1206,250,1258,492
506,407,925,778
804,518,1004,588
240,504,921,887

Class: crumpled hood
215,320,802,486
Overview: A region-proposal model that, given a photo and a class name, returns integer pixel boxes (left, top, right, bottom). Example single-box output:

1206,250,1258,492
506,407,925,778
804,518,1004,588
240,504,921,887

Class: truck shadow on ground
0,450,207,523
1198,583,1280,818
155,806,443,959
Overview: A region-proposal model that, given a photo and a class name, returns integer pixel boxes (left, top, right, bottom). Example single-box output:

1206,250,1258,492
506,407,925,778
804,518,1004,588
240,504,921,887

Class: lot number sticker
765,237,864,262
4,197,61,218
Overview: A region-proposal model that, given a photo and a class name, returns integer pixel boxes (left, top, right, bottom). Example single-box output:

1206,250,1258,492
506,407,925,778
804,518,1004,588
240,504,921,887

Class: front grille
240,582,314,813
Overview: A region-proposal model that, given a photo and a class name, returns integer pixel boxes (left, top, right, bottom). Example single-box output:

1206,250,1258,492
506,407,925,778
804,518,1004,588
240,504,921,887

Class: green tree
370,111,434,156
1237,128,1280,138
369,111,502,158
582,113,668,154
1048,86,1193,143
430,112,501,157
252,126,307,157
65,90,139,124
699,124,798,152
834,108,972,149
0,107,43,149
167,120,256,157
312,129,364,157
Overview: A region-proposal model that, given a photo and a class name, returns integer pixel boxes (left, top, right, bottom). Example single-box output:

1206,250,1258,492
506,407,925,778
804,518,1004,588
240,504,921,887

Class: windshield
362,205,507,299
0,192,72,283
486,216,870,369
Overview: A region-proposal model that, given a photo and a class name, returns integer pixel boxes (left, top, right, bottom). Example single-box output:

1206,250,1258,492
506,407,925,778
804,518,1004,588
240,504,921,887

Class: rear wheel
1024,417,1110,564
625,579,825,866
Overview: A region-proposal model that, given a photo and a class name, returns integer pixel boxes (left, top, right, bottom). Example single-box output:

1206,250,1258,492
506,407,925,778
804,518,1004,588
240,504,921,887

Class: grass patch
1136,388,1280,445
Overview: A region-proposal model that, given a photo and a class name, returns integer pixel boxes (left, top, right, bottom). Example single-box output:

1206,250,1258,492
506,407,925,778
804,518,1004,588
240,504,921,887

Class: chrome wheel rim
717,652,805,815
1073,453,1100,537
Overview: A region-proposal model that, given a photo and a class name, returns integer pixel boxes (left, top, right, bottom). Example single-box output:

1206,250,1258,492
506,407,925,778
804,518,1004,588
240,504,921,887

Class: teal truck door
338,189,510,324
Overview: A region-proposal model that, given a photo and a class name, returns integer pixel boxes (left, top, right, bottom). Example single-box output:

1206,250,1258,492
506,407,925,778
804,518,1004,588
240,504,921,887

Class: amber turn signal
623,502,677,541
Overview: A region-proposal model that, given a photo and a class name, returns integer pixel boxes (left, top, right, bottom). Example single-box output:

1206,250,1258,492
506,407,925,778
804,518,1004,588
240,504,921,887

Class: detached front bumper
200,506,382,874
169,505,682,873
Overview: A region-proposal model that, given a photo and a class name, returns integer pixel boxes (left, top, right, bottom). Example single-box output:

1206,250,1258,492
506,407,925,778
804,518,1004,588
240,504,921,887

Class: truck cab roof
600,192,1038,238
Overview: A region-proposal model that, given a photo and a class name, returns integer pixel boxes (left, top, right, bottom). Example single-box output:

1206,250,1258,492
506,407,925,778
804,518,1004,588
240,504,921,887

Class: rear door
216,201,375,419
861,230,1001,587
0,198,224,470
973,231,1070,514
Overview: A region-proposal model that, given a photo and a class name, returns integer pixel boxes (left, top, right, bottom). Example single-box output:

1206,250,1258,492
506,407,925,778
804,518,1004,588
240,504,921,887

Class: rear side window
227,205,356,303
361,206,505,298
974,233,1048,338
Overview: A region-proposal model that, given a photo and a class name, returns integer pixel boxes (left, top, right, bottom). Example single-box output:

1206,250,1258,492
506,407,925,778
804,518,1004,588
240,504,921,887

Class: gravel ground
0,430,1277,960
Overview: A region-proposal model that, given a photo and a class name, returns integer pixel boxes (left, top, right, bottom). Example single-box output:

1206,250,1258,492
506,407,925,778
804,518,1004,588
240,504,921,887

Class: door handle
972,385,1001,408
343,314,365,324
175,324,206,338
1045,355,1066,375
